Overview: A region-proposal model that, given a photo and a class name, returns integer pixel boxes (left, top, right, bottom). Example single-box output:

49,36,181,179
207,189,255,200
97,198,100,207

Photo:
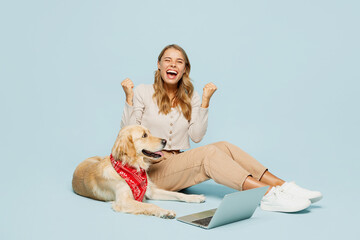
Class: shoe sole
260,201,311,213
310,195,323,203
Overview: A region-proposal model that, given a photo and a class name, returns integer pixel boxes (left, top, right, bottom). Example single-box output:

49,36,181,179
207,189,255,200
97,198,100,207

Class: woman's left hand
201,82,217,108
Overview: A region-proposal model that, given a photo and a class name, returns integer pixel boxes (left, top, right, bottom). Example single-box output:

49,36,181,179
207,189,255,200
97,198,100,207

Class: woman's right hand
121,78,134,106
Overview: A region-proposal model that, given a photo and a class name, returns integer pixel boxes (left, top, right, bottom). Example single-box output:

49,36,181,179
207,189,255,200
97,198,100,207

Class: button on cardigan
120,84,209,150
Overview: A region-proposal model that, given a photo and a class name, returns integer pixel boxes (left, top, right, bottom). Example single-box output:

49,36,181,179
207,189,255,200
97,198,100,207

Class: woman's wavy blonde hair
153,44,194,121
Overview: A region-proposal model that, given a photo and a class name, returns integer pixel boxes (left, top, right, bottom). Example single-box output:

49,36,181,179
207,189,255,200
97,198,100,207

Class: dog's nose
161,139,167,146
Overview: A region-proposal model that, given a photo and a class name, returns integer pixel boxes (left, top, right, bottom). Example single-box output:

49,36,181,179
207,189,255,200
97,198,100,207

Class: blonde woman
120,44,322,212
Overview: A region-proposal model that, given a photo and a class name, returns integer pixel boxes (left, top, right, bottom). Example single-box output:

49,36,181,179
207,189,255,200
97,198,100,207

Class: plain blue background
1,0,359,239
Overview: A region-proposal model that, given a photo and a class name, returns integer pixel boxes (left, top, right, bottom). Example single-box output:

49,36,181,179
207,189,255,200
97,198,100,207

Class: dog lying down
72,125,205,218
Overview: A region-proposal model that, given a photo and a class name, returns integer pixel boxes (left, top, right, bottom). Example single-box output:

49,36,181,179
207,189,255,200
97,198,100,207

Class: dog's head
111,125,166,170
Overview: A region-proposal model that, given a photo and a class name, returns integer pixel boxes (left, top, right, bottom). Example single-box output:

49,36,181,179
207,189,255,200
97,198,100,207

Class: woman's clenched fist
201,82,217,108
121,78,134,106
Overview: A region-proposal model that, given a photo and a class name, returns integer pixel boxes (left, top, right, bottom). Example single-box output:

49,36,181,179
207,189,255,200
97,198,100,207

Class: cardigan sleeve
120,84,145,128
188,91,209,143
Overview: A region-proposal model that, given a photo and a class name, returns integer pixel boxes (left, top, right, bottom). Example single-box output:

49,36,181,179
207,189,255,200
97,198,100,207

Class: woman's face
157,48,186,86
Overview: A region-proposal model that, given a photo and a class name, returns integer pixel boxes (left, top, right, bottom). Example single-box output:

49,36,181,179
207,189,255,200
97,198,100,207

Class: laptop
177,186,268,229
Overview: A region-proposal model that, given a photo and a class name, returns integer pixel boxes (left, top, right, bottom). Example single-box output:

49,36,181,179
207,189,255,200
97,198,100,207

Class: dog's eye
142,133,148,138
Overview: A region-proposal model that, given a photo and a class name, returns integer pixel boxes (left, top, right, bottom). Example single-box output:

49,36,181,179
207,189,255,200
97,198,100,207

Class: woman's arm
188,83,217,143
120,79,145,128
188,92,209,143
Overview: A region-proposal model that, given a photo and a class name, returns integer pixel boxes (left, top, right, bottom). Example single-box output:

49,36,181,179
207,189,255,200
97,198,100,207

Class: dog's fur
72,125,205,218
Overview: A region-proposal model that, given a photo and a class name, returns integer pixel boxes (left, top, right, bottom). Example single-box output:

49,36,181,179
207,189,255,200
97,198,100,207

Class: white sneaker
260,186,311,212
280,182,323,203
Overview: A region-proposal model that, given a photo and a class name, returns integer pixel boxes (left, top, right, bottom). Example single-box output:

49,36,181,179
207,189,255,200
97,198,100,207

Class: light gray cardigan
120,84,208,150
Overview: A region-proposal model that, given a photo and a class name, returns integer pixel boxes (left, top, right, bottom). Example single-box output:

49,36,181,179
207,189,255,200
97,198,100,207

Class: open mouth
166,70,178,79
142,149,164,158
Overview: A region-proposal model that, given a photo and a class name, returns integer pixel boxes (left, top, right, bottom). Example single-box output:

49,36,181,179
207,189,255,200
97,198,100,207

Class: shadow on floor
179,180,237,198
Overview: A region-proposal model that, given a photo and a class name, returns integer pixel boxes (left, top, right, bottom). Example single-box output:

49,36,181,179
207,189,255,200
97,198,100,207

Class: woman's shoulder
135,83,153,90
134,84,155,94
191,90,201,102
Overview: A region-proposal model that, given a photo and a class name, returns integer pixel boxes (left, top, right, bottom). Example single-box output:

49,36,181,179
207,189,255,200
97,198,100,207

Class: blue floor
2,162,359,239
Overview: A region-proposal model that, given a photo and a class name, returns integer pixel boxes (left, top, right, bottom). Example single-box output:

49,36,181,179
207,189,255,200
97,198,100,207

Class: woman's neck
163,83,178,107
163,83,178,98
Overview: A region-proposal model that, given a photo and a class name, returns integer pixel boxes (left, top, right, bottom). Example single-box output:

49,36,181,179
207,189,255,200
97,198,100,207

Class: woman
120,44,322,212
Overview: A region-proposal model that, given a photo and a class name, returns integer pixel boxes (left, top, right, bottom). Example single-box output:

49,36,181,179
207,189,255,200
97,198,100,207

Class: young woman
120,44,322,212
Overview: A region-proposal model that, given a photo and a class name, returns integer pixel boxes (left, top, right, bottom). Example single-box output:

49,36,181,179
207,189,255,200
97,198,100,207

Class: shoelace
272,186,295,200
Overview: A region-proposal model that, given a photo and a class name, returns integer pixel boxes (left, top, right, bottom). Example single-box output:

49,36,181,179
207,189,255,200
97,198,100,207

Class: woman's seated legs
148,144,258,192
209,141,268,181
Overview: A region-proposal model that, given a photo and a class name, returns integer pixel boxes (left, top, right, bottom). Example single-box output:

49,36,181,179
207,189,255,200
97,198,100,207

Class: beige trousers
148,141,268,191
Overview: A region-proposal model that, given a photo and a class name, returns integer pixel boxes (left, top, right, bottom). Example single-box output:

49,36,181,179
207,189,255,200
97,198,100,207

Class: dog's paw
158,210,176,219
185,194,206,203
111,202,122,212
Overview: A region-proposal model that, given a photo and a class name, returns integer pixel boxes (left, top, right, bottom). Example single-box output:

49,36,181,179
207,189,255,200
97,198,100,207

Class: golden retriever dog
72,125,205,218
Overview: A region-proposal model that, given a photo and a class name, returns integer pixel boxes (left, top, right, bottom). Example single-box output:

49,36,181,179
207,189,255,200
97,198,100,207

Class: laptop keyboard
192,216,213,227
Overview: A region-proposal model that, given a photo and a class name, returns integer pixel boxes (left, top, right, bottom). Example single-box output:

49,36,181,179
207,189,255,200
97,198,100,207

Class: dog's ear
112,132,137,161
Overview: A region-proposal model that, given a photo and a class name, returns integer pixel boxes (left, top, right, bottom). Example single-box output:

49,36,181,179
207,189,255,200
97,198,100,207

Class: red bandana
110,154,148,202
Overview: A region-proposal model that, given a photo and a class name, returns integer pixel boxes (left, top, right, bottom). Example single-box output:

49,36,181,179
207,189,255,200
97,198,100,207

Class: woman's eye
142,133,148,138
